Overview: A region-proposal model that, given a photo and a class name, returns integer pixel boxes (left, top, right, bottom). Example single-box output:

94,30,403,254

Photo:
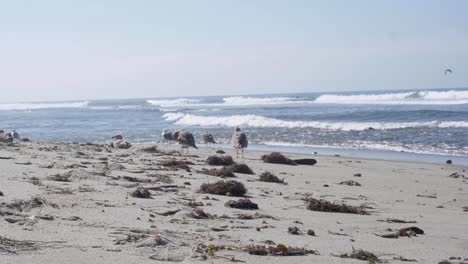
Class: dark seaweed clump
206,155,234,166
227,163,254,174
199,180,247,197
306,198,369,215
259,171,284,183
261,152,297,165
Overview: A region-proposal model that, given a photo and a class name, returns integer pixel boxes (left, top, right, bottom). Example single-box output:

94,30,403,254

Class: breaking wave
222,96,307,105
163,112,468,131
314,90,468,105
0,101,89,111
146,98,202,108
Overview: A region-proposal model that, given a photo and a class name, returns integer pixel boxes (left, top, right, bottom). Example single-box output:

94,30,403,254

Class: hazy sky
0,0,467,102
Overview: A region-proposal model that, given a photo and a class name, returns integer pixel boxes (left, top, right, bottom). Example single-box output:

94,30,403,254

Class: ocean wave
163,112,468,131
221,96,308,105
0,101,89,111
146,98,202,108
313,90,468,105
147,96,310,109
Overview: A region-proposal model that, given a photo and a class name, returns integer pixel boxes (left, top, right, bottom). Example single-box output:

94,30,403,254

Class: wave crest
0,101,89,111
163,112,468,131
314,90,468,105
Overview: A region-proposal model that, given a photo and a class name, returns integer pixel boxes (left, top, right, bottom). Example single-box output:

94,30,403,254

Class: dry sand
1,141,467,263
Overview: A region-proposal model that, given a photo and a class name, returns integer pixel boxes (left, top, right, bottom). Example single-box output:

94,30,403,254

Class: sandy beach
1,141,467,263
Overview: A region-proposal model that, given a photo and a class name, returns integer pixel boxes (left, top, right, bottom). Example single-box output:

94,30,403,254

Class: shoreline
1,141,467,263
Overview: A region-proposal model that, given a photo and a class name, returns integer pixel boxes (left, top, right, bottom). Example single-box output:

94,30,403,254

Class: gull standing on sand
203,133,216,145
0,133,14,143
177,130,197,153
162,129,173,141
10,130,20,139
172,130,181,141
110,135,131,149
232,127,248,159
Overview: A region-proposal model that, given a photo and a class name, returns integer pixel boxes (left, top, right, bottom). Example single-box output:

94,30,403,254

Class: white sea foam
314,90,468,105
163,112,468,131
146,98,202,108
0,101,89,111
221,96,307,105
147,96,309,109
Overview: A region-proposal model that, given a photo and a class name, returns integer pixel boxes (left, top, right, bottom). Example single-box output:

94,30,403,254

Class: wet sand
1,141,467,263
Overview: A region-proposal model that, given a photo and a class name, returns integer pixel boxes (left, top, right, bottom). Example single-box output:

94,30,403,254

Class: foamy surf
163,112,468,131
313,90,468,105
0,101,89,111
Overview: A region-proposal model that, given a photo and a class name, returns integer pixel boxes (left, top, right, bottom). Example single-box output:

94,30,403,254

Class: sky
0,0,467,103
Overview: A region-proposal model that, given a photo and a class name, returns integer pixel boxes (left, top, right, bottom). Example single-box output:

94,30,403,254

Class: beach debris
225,199,259,210
62,216,81,221
337,248,380,263
206,155,234,166
199,180,247,197
198,168,236,178
109,163,126,170
293,158,317,166
232,127,248,159
463,206,468,212
354,173,362,177
156,209,181,216
305,198,369,215
159,159,193,171
216,149,225,154
149,252,187,262
122,176,151,183
398,226,424,237
417,193,437,199
2,196,48,212
339,180,362,186
226,163,254,174
259,171,284,183
47,173,72,182
203,134,216,144
378,226,425,239
236,212,276,220
0,236,64,254
328,230,349,236
140,146,160,153
261,152,296,165
0,156,13,159
188,208,213,219
446,160,453,164
247,244,319,256
136,235,169,247
288,226,301,235
449,172,466,179
14,161,32,165
307,229,316,236
393,256,418,262
438,257,468,264
0,191,3,196
377,218,417,224
20,138,30,142
130,188,152,199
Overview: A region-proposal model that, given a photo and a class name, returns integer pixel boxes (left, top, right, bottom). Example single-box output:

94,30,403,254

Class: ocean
1,88,467,165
